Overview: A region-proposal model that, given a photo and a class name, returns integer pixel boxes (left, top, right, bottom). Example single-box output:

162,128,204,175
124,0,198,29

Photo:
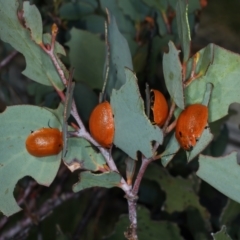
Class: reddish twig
162,101,176,134
161,11,171,34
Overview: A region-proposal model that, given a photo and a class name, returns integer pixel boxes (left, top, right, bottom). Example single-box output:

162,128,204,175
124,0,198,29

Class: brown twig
124,156,153,240
184,52,201,87
161,11,171,34
39,23,130,195
162,101,176,134
0,192,79,240
73,189,107,239
0,51,18,70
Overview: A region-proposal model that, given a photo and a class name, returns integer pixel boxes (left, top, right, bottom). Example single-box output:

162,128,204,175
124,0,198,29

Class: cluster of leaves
0,0,240,239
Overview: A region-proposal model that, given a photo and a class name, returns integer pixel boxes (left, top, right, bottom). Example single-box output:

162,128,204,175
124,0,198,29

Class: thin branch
132,157,151,196
39,24,137,240
165,118,177,134
184,52,201,87
0,192,79,240
0,51,18,70
124,156,153,240
161,11,171,34
73,189,107,239
162,101,176,135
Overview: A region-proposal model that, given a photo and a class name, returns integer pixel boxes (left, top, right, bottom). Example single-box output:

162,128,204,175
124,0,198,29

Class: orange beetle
151,89,168,127
175,104,208,151
26,128,63,157
89,101,114,148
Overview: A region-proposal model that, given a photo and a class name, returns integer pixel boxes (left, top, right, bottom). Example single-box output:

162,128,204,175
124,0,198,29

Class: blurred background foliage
1,0,240,239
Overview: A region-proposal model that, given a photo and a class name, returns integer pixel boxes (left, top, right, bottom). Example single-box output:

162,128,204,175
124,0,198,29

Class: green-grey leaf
212,226,232,240
66,28,105,90
117,0,152,26
103,10,133,98
82,15,105,34
133,44,148,73
63,138,106,172
220,199,240,225
186,44,214,86
73,171,121,192
0,106,62,216
161,134,180,167
73,82,99,126
62,121,68,159
59,2,95,20
202,83,213,107
169,0,201,13
0,0,64,90
176,0,191,62
27,83,54,105
100,0,135,34
163,41,184,109
157,10,168,36
186,207,209,240
111,68,163,159
117,0,141,21
64,79,75,121
197,152,240,205
23,1,43,44
105,207,183,240
47,103,65,124
187,127,213,162
62,78,75,158
144,164,210,224
141,0,168,12
185,44,240,122
43,33,66,56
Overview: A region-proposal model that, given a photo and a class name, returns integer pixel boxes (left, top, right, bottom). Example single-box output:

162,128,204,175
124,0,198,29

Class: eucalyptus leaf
187,127,214,162
0,105,62,216
187,207,209,240
0,0,64,90
23,2,43,44
197,152,240,205
111,68,163,159
141,0,168,12
176,0,191,62
73,171,122,192
185,44,240,122
63,138,106,172
168,0,201,13
185,44,214,85
220,199,240,225
117,0,141,21
103,10,133,98
212,226,232,240
163,41,184,109
73,82,99,126
105,207,183,240
82,15,105,34
59,2,95,20
66,28,105,90
100,0,135,34
161,134,180,167
144,164,210,225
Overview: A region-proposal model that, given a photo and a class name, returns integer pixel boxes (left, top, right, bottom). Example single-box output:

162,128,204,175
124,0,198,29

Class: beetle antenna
48,120,52,128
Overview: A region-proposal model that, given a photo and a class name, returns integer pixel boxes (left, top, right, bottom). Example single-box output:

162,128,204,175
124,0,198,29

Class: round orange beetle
151,89,168,127
175,104,208,151
89,101,114,148
26,128,63,157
